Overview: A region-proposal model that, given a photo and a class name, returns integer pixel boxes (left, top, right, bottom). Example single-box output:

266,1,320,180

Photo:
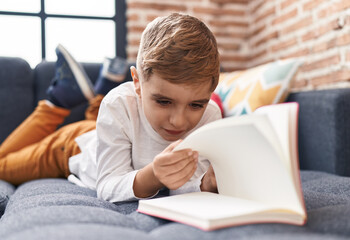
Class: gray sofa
1,56,350,239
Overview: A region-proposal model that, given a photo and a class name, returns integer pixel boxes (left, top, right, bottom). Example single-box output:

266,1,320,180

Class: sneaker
94,57,129,96
47,44,95,109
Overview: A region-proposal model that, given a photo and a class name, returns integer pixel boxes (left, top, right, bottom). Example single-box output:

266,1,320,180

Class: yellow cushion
215,58,303,117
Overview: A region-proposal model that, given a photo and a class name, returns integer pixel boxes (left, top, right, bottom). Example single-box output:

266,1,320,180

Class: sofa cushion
0,57,34,144
0,180,15,217
0,179,166,239
3,179,138,216
215,58,302,117
3,225,153,240
2,171,350,239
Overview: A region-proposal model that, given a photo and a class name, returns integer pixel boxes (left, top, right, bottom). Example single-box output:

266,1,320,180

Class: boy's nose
169,110,186,129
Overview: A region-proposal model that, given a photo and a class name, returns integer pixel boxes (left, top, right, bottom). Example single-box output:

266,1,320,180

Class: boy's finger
164,139,183,152
169,161,197,189
163,153,197,174
161,150,197,166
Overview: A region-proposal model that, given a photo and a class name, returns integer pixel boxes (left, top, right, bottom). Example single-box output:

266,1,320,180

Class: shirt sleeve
95,95,139,203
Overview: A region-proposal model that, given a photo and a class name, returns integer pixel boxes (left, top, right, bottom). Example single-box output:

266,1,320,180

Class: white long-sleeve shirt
68,82,221,203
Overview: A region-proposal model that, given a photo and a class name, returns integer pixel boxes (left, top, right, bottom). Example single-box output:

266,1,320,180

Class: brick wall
126,0,350,91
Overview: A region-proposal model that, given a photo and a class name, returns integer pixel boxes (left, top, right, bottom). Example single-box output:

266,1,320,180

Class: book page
138,192,305,230
140,192,274,220
174,105,303,214
254,103,303,210
254,104,291,171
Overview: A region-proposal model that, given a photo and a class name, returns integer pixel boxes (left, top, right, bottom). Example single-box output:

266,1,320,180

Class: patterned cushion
215,59,303,117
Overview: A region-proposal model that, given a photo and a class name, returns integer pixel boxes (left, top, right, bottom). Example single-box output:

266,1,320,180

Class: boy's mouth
164,129,184,136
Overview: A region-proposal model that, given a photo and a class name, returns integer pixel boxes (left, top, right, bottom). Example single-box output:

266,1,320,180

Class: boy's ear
130,66,141,97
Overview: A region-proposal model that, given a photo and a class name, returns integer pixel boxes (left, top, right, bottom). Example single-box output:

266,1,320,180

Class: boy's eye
190,103,204,109
156,99,172,106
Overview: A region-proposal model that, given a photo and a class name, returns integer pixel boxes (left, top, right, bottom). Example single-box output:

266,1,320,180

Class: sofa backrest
0,57,137,145
0,57,35,144
0,57,102,144
287,88,350,177
1,56,350,177
34,61,102,127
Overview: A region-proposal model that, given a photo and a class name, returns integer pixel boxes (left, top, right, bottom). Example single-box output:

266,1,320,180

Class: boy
0,13,221,203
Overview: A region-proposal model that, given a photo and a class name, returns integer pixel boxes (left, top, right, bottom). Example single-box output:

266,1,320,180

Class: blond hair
136,13,220,92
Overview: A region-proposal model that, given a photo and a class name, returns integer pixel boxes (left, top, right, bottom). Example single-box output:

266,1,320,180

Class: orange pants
0,95,103,185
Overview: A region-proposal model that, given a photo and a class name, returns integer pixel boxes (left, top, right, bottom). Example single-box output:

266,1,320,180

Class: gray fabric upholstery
0,57,34,143
288,89,350,176
0,180,15,216
1,171,350,239
1,56,350,239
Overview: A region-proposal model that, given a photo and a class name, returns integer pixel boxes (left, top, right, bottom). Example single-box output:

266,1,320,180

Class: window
0,0,126,67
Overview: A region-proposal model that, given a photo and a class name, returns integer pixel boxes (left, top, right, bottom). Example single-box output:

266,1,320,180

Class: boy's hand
153,140,198,190
200,165,218,193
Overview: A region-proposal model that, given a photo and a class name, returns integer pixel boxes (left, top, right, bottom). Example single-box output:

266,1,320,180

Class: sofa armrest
0,57,34,144
287,88,350,176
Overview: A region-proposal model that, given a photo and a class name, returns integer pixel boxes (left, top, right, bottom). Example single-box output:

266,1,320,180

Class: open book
138,102,307,231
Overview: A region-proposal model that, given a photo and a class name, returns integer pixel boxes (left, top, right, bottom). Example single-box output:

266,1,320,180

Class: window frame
0,0,127,60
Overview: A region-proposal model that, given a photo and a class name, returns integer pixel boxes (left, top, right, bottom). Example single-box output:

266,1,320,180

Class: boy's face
132,67,212,141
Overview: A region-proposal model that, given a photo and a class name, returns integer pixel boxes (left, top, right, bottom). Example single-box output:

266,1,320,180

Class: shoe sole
102,57,128,82
57,44,95,100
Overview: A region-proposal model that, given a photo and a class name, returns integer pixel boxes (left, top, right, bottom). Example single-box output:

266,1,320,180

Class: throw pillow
210,92,224,118
215,58,303,117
